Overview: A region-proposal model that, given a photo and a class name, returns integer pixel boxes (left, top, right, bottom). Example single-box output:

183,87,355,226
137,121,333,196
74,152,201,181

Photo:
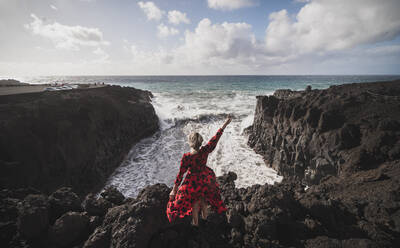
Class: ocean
17,75,400,197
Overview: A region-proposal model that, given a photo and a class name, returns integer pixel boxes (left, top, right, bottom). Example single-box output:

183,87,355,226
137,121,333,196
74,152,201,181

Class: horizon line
3,74,400,78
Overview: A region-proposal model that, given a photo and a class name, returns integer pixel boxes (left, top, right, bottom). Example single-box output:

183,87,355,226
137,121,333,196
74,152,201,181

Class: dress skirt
166,165,227,222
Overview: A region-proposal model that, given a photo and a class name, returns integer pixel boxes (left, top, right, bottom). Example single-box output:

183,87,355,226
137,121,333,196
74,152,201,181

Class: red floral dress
166,128,227,222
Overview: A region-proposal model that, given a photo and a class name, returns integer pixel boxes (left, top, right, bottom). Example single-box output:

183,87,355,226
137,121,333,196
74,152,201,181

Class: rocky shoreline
0,85,159,195
1,80,399,247
2,165,398,247
248,80,400,185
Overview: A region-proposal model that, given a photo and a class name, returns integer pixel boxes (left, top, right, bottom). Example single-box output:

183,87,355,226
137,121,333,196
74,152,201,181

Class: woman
166,117,232,226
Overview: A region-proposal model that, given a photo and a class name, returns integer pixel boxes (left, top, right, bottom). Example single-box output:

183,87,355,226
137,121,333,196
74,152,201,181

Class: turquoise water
21,75,400,93
16,75,400,196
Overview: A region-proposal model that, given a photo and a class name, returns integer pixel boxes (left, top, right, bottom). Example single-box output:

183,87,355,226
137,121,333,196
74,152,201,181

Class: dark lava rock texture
2,167,399,247
248,80,400,185
0,85,159,195
1,80,399,248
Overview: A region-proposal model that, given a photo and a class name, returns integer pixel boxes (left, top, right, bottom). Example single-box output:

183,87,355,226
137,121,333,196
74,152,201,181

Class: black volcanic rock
17,194,49,239
248,80,400,184
100,186,125,205
0,85,159,195
82,193,112,216
73,183,173,248
48,211,90,247
83,226,110,248
48,187,81,223
1,80,399,248
2,165,400,248
104,184,171,248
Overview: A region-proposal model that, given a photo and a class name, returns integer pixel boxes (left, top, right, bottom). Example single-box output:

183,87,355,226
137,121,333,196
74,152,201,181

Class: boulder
106,184,171,248
17,194,49,239
100,186,125,205
82,193,112,216
48,211,90,247
48,187,81,223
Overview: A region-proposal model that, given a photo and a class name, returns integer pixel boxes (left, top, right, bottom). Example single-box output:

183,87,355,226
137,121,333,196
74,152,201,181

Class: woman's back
174,128,224,186
166,118,231,224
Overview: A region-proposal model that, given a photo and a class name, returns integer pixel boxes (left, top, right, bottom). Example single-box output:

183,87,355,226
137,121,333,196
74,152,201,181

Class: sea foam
105,89,282,197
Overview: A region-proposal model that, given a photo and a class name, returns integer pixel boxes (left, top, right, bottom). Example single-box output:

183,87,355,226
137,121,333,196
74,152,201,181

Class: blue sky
0,0,400,75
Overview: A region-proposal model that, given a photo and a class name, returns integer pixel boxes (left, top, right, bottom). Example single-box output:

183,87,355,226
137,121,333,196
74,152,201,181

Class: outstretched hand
222,117,232,130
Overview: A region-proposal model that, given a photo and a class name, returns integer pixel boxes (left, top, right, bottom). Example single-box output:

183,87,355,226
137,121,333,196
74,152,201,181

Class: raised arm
201,117,231,154
201,128,223,154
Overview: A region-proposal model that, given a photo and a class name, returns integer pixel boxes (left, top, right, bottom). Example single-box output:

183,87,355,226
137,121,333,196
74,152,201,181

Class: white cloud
207,0,256,11
93,47,109,62
168,10,190,25
157,23,179,38
50,5,58,11
138,1,164,21
131,44,172,65
178,18,258,61
14,0,400,75
124,19,271,74
265,0,400,56
25,14,109,51
127,0,400,74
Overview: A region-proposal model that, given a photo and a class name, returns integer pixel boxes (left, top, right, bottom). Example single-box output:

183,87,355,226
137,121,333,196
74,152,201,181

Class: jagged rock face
149,166,400,247
2,167,400,247
0,85,159,195
1,186,119,247
1,80,399,247
248,81,400,184
105,184,171,248
83,226,110,248
83,183,173,248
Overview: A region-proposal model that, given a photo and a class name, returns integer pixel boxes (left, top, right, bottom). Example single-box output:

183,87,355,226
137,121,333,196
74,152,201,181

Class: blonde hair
188,132,203,151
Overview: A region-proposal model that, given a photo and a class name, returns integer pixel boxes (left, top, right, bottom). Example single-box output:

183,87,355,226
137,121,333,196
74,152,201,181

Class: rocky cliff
1,80,399,248
248,80,400,184
2,167,399,247
0,86,159,195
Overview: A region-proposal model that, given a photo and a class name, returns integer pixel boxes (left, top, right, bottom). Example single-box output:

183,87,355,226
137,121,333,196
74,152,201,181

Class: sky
1,0,400,76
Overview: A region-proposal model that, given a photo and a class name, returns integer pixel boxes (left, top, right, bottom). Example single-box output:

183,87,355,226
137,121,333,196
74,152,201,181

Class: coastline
0,79,106,96
0,84,159,195
249,80,400,184
0,79,399,247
